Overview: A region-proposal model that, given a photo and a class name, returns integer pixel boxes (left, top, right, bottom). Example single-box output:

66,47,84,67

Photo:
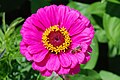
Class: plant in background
20,5,94,78
0,13,41,80
0,13,24,79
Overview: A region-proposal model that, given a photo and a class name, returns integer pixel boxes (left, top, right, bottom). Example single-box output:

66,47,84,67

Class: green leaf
101,0,106,3
87,2,106,17
99,70,120,80
0,49,6,59
108,41,118,57
0,60,11,79
20,65,32,72
37,75,46,80
107,0,120,4
95,29,108,43
0,29,4,42
81,36,99,69
80,69,101,80
103,13,120,57
5,17,24,38
2,12,6,33
69,69,101,80
103,1,120,51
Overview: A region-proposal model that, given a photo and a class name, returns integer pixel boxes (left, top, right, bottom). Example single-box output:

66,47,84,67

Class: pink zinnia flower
20,5,94,76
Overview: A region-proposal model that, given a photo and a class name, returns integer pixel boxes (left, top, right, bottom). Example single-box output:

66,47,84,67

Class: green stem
59,75,70,80
59,75,65,80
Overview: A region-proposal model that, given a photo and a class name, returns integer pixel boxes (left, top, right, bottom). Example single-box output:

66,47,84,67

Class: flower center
42,25,71,54
48,31,65,47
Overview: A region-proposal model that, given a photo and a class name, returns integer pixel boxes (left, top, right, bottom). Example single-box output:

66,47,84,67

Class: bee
71,46,81,54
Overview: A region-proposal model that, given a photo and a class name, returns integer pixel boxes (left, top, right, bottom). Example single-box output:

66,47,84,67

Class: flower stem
59,75,65,80
59,75,70,80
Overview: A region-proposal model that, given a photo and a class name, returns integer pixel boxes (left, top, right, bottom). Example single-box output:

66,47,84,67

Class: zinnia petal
41,70,52,77
44,5,58,25
20,40,27,55
21,17,39,33
46,54,60,71
24,52,33,61
27,43,45,54
31,14,46,31
37,8,51,28
74,52,85,64
32,54,50,72
71,24,94,45
66,52,78,68
63,10,80,30
69,64,80,75
33,49,49,62
59,53,71,68
57,5,70,28
82,52,91,64
32,62,46,72
57,67,70,74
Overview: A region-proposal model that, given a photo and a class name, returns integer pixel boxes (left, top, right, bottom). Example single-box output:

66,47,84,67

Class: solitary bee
71,46,81,54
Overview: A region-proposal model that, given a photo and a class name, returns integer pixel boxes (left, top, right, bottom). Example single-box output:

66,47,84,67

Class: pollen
42,25,71,54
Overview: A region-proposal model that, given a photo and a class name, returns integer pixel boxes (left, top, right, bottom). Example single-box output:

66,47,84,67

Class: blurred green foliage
0,13,45,80
0,0,120,80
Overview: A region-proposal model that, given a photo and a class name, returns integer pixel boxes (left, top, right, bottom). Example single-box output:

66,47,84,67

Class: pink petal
32,54,50,72
36,8,51,28
23,38,40,45
24,52,33,61
81,43,88,53
63,10,80,30
74,52,85,64
69,64,80,75
20,40,33,61
31,14,46,31
70,42,80,50
44,5,58,26
69,20,85,36
20,25,43,45
32,62,46,72
69,15,90,36
21,17,39,33
57,67,70,74
46,54,60,71
27,43,45,54
33,49,49,62
22,30,42,42
57,5,70,28
86,53,90,62
82,52,91,64
67,52,78,68
20,41,27,55
71,25,94,45
41,70,52,77
88,46,92,53
59,53,71,68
